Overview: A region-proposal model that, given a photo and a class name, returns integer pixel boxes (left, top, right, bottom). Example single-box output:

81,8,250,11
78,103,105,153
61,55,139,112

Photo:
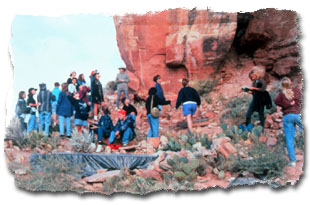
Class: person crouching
108,109,135,146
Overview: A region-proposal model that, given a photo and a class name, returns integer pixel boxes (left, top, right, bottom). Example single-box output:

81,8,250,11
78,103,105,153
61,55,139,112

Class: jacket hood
39,83,47,90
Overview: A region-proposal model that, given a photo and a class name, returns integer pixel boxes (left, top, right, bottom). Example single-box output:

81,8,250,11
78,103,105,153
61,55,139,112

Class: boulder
83,170,121,183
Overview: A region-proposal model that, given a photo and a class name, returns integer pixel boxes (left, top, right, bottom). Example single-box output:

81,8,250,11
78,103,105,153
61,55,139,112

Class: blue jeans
98,126,111,141
58,115,71,136
283,113,304,162
147,113,159,138
109,128,133,145
131,114,136,127
39,112,51,136
116,88,129,107
27,114,38,134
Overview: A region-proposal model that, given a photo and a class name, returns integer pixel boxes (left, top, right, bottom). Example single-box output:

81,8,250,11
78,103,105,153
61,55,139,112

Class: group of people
15,65,303,166
15,67,201,148
244,66,303,167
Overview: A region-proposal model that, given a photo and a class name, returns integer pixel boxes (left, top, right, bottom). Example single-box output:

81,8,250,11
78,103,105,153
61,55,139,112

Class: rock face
239,9,300,76
114,9,238,95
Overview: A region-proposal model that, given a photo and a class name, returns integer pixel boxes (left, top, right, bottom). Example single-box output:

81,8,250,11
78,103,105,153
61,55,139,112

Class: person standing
244,67,267,130
26,88,39,134
274,77,303,167
176,79,201,135
37,83,55,136
145,87,171,139
68,92,91,133
56,83,74,138
115,67,130,109
15,91,30,134
51,82,61,126
91,72,104,120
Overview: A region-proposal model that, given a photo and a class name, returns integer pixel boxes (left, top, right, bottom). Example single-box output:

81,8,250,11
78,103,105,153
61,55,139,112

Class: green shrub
15,154,85,192
229,142,288,179
191,78,218,102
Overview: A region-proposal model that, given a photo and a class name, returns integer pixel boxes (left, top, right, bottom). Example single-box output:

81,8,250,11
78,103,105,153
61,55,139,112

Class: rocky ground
4,75,305,194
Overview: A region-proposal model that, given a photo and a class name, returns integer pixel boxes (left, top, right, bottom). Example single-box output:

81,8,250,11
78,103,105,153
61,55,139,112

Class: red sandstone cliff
114,8,300,96
114,8,238,95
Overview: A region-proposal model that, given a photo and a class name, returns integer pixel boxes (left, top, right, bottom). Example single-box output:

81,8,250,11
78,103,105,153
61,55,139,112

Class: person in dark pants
15,91,30,135
153,74,169,113
245,67,267,130
91,72,104,121
96,107,114,144
176,79,201,135
274,77,303,167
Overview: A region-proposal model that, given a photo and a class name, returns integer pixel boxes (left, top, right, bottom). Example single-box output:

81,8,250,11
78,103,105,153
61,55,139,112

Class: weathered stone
84,170,121,183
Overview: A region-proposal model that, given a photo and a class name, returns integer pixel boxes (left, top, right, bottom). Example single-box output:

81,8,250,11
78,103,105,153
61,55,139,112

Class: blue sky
10,14,124,99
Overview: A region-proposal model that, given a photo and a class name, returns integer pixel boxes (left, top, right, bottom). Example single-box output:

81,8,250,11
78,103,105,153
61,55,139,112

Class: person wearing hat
67,71,76,85
108,109,135,146
26,87,39,134
37,83,55,136
115,67,130,109
91,72,104,120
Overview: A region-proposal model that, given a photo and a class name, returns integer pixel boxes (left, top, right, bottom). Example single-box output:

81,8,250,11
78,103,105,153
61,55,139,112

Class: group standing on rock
15,65,303,164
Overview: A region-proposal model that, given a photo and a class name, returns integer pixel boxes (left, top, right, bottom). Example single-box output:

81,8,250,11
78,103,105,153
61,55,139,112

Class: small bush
191,78,218,102
229,142,288,179
221,94,251,123
15,154,85,192
5,118,24,147
69,129,94,152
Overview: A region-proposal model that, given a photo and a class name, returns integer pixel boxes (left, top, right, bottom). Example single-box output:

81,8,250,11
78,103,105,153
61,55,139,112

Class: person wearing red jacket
274,77,303,166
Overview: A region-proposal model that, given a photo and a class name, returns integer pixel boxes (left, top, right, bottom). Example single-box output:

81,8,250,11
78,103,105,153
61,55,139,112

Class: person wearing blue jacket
56,83,74,138
96,107,114,144
51,82,61,126
108,109,135,146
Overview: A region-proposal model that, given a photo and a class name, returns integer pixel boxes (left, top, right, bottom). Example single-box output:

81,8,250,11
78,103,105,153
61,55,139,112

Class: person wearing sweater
176,79,201,135
145,87,171,138
274,77,303,167
115,67,130,108
108,109,136,146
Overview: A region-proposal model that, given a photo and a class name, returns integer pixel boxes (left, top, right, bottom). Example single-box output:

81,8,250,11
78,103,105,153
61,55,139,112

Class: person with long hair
275,77,303,166
145,87,171,139
67,71,76,85
245,66,267,130
176,79,201,135
56,83,74,138
15,91,30,134
77,73,86,86
26,88,39,134
91,72,104,120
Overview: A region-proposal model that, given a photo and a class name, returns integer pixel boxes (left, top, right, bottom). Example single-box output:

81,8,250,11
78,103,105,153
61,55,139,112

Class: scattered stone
84,170,121,183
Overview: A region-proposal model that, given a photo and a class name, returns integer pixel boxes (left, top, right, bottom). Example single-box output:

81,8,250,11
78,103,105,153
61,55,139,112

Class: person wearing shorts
176,79,201,135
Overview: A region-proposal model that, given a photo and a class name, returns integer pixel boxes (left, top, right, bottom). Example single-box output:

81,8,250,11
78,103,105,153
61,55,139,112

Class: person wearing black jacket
245,67,267,130
91,72,104,121
15,91,30,134
176,78,201,135
145,87,171,138
68,92,91,133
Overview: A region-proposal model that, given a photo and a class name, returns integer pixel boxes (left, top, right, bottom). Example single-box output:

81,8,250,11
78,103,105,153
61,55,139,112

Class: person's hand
248,91,253,94
130,112,135,115
115,131,119,136
37,102,41,106
101,101,105,106
290,100,295,105
87,102,91,106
